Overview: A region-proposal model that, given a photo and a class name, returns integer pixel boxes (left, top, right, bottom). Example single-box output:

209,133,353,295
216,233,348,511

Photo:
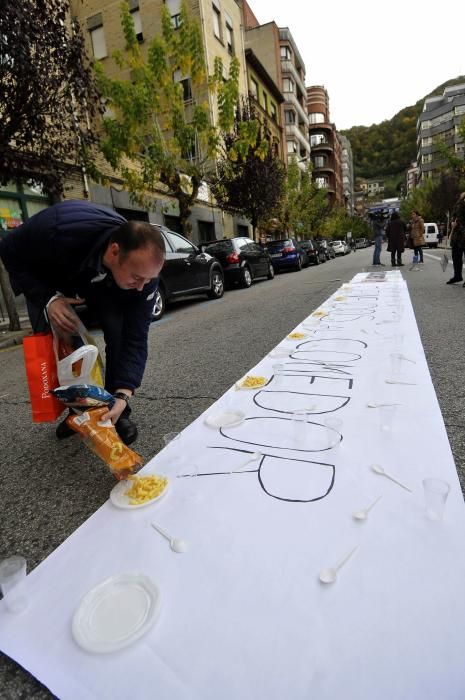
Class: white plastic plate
204,410,245,429
110,477,169,510
72,573,161,653
235,377,268,390
269,348,290,358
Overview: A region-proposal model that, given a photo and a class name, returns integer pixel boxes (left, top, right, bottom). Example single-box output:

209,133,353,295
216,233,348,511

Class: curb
0,333,29,350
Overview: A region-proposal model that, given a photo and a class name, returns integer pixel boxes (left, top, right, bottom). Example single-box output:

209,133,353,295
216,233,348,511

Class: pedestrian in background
410,210,425,268
385,211,406,266
371,213,385,266
447,192,465,285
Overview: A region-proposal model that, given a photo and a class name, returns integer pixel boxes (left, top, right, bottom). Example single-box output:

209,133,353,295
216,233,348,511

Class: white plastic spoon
398,354,416,364
319,546,359,584
150,523,188,553
353,496,383,521
233,452,263,472
371,464,412,492
385,379,417,386
366,402,402,408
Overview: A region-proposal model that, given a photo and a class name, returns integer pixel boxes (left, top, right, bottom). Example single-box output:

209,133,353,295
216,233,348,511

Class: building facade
71,0,253,242
306,85,343,205
244,18,311,171
406,160,419,194
245,48,284,160
417,83,465,183
339,134,354,215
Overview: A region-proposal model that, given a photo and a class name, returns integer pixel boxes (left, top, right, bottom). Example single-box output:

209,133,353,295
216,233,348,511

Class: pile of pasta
124,474,168,505
287,332,306,340
240,375,267,388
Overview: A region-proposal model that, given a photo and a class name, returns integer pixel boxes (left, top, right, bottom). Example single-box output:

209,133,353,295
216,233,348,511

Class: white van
424,222,439,248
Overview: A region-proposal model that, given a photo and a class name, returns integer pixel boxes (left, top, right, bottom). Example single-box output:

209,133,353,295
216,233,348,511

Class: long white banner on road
1,271,465,700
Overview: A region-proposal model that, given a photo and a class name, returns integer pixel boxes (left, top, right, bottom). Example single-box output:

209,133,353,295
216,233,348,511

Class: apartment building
339,134,354,214
406,160,419,194
417,83,465,183
307,85,343,205
245,49,284,160
243,10,311,171
73,0,252,241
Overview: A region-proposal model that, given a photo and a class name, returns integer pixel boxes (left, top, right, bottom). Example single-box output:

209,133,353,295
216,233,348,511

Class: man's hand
48,297,85,334
101,398,128,425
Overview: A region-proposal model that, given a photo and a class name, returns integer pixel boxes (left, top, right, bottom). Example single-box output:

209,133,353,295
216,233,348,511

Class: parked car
151,228,224,320
316,239,335,260
355,238,367,249
264,238,309,272
299,240,326,265
202,237,274,288
424,222,439,248
329,240,346,256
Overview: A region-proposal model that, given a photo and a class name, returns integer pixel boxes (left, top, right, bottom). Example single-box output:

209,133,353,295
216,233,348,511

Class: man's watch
114,392,131,404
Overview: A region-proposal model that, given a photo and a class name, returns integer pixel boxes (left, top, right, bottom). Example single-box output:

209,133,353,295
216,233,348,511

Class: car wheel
267,263,275,280
241,266,253,288
207,266,224,299
151,286,165,321
295,256,302,271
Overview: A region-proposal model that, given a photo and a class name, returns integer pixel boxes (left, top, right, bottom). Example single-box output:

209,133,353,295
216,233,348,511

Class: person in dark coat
0,200,165,445
385,211,406,266
447,192,465,285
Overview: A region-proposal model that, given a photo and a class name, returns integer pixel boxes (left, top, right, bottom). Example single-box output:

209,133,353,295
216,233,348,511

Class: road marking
423,251,452,265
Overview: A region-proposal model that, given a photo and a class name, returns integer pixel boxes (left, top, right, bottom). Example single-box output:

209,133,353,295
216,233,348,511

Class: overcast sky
248,0,465,130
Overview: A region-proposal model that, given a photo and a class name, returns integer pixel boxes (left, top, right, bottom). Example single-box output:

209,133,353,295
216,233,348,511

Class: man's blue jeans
373,237,382,264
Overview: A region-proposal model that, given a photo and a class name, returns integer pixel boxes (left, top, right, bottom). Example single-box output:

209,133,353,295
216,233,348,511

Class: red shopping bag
23,333,64,423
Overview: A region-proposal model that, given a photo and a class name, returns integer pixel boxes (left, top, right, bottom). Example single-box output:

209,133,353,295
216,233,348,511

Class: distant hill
340,76,465,187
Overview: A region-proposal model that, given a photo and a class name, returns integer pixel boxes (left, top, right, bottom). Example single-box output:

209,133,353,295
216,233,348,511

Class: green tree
92,2,252,236
280,158,329,237
210,103,284,240
0,0,100,329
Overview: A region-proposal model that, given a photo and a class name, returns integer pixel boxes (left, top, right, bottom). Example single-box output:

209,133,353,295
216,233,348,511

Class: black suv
203,237,274,288
152,228,224,320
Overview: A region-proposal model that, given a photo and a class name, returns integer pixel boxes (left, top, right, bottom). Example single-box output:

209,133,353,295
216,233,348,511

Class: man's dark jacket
0,200,158,392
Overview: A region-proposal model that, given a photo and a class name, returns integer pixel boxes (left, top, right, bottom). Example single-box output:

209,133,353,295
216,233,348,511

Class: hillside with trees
340,76,465,187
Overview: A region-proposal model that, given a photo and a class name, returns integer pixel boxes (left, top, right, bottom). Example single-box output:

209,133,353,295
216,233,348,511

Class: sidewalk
0,316,32,350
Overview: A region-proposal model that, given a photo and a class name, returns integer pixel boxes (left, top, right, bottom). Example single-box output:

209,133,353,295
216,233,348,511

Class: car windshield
204,240,233,254
332,241,342,245
265,239,292,249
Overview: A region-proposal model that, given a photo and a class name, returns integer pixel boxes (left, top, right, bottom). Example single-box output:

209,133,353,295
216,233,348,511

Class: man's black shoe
116,416,138,446
56,412,76,440
447,278,462,284
398,262,404,266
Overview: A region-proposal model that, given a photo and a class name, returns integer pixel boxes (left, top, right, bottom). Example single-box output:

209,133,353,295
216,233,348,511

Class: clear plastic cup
272,363,285,388
390,352,403,376
423,479,450,521
379,404,397,432
292,410,309,447
324,417,343,450
0,556,28,613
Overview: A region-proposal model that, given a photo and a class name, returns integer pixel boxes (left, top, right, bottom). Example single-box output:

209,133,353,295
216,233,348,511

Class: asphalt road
1,245,464,698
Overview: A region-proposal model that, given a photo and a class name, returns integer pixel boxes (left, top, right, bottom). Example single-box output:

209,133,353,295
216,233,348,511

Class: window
309,112,325,124
237,224,249,237
283,77,294,93
250,77,258,98
270,102,277,122
225,14,234,55
422,154,433,164
165,231,196,254
421,120,431,130
165,0,182,27
421,136,432,147
280,46,292,61
89,25,107,59
212,5,221,40
315,177,328,188
173,69,193,102
313,156,326,168
455,105,465,116
130,9,143,42
285,110,296,124
262,92,268,112
287,140,298,154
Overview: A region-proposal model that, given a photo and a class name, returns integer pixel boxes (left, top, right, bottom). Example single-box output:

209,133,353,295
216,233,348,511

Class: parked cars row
329,240,351,256
151,229,343,320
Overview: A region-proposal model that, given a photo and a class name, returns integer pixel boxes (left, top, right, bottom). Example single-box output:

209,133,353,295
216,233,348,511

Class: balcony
283,91,309,127
285,123,310,152
280,60,306,95
311,141,333,153
313,164,335,175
